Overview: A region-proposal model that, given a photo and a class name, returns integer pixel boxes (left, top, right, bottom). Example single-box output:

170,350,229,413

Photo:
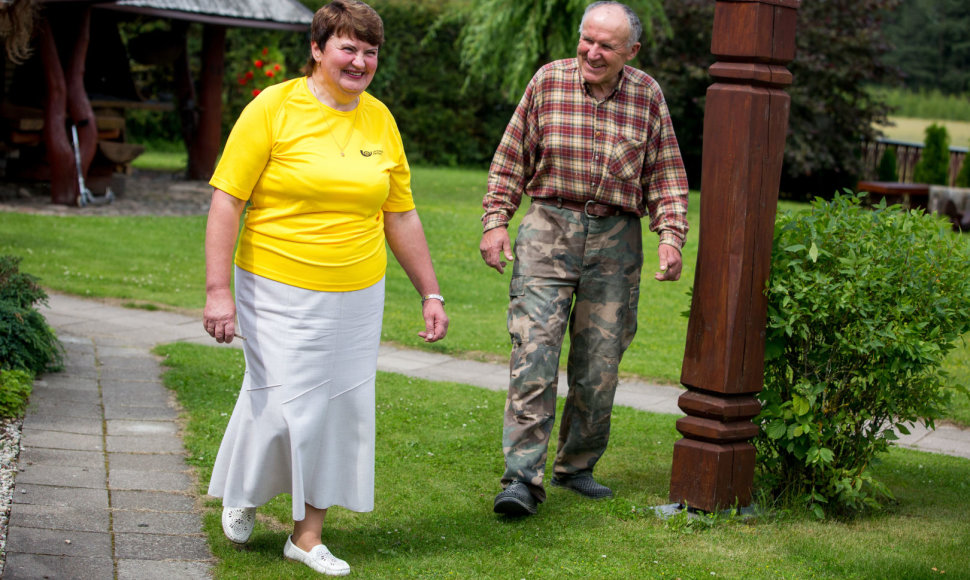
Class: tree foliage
458,0,669,102
913,123,951,185
757,194,970,517
881,0,970,95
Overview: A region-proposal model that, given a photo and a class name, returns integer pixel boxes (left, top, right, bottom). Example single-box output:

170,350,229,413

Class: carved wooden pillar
669,0,800,512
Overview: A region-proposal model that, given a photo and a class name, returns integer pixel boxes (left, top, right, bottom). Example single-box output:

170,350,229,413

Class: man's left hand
654,244,682,281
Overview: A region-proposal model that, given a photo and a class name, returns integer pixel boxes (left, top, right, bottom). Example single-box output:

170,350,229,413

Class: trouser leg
554,214,642,479
501,204,584,503
501,277,573,502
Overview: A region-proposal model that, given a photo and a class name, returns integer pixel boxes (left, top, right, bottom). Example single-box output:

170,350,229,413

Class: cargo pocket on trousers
507,276,526,346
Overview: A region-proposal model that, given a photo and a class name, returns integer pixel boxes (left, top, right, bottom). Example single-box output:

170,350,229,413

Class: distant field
878,116,970,148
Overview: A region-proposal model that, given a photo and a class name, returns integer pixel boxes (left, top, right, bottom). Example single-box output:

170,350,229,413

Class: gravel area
0,170,213,216
0,417,23,573
0,171,209,572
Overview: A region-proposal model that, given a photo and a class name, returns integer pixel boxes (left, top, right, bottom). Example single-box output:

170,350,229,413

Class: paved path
4,292,969,578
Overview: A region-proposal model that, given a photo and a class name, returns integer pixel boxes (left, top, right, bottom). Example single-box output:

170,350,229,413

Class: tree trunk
38,19,78,206
66,5,97,179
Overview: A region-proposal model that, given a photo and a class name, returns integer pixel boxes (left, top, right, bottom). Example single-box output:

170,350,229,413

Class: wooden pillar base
670,440,755,512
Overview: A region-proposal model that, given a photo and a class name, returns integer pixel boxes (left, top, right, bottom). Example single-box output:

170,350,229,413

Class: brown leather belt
533,197,627,218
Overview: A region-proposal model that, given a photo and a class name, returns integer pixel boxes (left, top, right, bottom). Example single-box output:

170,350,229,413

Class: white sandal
221,506,256,544
284,535,351,576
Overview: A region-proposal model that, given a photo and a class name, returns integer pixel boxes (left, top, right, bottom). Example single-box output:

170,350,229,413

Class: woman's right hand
204,287,237,343
203,189,248,344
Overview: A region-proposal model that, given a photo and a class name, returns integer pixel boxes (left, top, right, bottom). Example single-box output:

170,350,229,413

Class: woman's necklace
309,77,359,157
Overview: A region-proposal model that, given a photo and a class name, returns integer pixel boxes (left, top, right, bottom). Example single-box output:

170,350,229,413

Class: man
480,1,689,517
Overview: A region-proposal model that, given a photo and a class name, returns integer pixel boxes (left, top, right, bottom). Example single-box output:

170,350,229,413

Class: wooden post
669,0,800,513
186,23,225,181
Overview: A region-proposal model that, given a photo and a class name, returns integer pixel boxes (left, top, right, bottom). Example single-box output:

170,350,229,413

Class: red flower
252,89,261,97
237,76,247,85
274,64,281,71
245,71,254,79
266,70,275,78
262,47,268,56
254,59,263,68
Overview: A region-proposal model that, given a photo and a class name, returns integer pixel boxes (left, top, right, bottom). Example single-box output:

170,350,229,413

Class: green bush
913,123,951,185
756,194,970,518
0,368,32,418
876,147,898,182
0,255,63,375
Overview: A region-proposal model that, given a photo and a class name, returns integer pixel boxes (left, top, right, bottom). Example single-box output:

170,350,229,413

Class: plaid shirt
483,59,689,249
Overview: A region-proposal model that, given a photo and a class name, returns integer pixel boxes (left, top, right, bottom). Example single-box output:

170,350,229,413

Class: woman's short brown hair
302,0,385,76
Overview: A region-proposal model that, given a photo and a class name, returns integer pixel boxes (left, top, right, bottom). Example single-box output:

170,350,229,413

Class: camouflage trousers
501,201,642,502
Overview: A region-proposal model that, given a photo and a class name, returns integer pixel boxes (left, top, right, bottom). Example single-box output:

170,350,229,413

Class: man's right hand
480,227,514,274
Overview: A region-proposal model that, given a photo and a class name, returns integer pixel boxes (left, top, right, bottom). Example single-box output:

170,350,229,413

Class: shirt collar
578,62,626,102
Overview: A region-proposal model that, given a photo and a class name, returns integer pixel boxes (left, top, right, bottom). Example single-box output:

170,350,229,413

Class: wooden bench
855,180,930,210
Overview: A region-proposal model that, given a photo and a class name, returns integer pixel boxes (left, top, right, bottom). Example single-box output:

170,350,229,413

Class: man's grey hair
579,1,643,48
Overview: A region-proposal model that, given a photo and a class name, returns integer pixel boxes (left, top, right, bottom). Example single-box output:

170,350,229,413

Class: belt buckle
584,199,599,218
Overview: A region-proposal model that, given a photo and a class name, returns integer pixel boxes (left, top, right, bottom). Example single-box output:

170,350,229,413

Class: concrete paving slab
24,399,103,419
110,490,198,513
117,559,213,580
14,463,107,488
20,428,103,452
12,482,109,509
113,532,211,561
5,526,112,558
32,375,100,392
28,385,102,405
19,448,105,470
100,380,171,402
106,434,185,454
2,553,114,580
109,469,192,492
23,413,103,435
112,509,204,534
102,403,178,421
106,419,179,437
107,452,189,472
8,503,111,533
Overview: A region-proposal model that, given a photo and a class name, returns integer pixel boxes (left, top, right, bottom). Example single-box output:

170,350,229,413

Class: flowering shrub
235,46,288,98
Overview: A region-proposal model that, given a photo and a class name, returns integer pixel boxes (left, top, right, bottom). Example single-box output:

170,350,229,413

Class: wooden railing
861,138,969,185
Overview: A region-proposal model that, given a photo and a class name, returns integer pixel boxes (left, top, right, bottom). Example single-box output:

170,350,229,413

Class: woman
202,1,448,575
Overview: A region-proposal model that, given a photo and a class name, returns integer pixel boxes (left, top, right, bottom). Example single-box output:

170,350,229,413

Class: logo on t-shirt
359,149,384,157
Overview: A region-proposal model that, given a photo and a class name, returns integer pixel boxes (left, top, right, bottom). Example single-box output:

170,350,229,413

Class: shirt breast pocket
608,137,646,182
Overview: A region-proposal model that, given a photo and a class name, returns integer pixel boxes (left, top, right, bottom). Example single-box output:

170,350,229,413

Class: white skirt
207,267,384,520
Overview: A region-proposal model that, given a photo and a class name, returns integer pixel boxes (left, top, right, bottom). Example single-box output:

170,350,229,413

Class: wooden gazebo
0,0,312,206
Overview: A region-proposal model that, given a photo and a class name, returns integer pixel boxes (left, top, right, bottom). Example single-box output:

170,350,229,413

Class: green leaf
766,421,787,440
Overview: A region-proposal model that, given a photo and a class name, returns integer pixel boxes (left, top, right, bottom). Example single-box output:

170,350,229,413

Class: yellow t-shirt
210,77,415,292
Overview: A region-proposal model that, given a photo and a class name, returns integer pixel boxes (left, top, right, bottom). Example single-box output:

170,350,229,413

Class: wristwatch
422,293,445,306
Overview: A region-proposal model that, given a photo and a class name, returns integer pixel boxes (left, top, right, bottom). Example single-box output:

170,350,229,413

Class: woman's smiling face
311,33,379,107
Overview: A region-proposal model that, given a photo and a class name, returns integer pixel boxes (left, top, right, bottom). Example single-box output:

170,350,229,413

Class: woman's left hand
419,299,448,342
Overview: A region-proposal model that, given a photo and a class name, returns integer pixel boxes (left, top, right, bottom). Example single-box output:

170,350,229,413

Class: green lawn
157,341,970,579
2,165,968,425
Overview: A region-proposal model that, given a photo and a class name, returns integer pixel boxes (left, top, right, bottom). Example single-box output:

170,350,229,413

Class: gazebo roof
101,0,314,31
